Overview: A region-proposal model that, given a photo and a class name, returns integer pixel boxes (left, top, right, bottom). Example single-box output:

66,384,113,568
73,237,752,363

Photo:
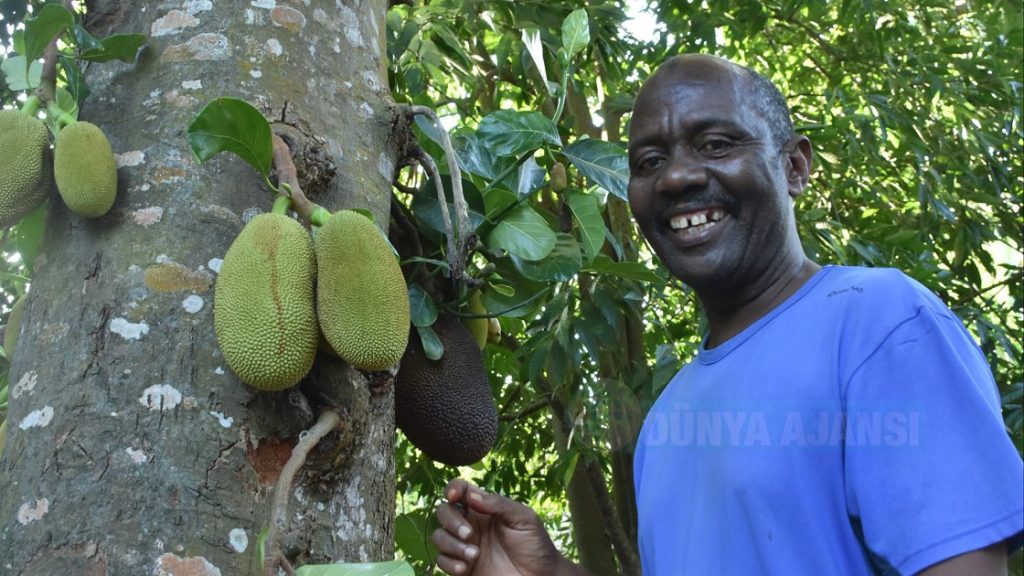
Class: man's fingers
435,502,474,541
432,527,479,563
434,553,470,576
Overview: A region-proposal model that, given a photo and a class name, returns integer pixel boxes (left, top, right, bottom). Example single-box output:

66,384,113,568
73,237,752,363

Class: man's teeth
670,209,724,230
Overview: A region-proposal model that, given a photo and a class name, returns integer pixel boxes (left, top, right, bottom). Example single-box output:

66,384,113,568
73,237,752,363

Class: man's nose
657,150,708,194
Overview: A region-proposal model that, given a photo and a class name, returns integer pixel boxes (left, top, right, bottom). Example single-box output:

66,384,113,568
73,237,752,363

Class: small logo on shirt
827,285,864,297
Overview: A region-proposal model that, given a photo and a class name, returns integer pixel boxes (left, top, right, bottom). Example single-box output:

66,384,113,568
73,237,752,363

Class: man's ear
785,135,813,199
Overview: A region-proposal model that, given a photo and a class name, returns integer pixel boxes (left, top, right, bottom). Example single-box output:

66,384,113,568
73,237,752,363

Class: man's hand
432,478,585,576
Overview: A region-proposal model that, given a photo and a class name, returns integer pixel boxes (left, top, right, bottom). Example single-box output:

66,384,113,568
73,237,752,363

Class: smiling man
431,55,1023,576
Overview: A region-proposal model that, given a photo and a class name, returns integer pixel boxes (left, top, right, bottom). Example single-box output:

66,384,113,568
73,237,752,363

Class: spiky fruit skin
463,290,488,351
396,314,498,466
316,210,410,371
54,121,117,218
0,110,50,228
214,213,318,391
4,293,27,360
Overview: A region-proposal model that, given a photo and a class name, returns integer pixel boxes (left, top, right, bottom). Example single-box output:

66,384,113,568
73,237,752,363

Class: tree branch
264,409,342,576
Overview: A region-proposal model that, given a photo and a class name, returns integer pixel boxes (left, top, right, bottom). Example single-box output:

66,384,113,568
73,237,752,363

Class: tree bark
0,1,401,574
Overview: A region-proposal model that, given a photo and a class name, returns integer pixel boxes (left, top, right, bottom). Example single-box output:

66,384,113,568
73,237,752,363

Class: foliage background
1,0,1021,573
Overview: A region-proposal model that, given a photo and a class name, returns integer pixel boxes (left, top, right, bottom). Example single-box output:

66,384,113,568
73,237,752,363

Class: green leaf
566,190,605,261
411,175,486,236
78,33,146,63
408,284,438,328
487,204,557,261
294,561,414,576
23,4,74,62
11,202,48,274
561,9,591,59
563,139,629,201
416,325,444,361
581,255,663,283
522,28,551,94
71,22,104,53
57,58,88,110
394,512,439,566
514,233,581,282
187,97,273,178
477,110,561,157
2,56,42,91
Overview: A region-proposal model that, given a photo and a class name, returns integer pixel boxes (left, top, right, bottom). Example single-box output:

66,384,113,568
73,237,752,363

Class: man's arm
917,541,1008,576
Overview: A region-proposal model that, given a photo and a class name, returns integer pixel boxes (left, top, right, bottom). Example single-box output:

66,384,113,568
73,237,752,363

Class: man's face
627,58,803,292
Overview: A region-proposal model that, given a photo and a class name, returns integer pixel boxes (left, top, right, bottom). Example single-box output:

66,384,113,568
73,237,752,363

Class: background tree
0,0,1020,575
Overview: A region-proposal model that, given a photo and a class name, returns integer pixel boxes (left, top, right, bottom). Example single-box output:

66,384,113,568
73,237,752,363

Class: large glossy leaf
187,97,273,178
77,34,146,63
394,512,438,567
561,9,591,59
1,56,42,91
411,175,486,237
477,110,561,157
416,325,444,361
294,561,414,576
581,255,663,284
514,233,582,282
566,190,605,261
58,56,89,105
522,28,552,94
408,284,438,328
23,4,73,62
563,138,629,201
487,204,557,261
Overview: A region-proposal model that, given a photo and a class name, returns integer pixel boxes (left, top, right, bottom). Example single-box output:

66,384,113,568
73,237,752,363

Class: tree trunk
0,1,402,574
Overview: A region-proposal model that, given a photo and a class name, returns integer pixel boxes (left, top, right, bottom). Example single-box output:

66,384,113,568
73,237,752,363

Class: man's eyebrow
628,116,757,155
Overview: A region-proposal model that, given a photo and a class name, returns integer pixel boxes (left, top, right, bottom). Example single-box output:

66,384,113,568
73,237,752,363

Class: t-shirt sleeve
843,304,1024,575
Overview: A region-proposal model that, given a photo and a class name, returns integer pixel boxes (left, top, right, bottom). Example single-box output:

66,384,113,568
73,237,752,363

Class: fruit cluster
0,109,118,226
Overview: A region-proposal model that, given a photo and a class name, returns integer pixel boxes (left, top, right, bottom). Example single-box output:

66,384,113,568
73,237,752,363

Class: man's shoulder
816,265,948,316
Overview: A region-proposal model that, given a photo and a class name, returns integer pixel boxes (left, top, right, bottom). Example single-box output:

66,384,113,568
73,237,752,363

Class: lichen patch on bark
271,6,306,31
117,150,146,167
161,33,231,63
151,10,201,37
110,318,150,340
19,405,54,430
144,262,213,292
139,384,183,411
153,553,222,576
11,370,38,399
132,206,164,227
16,498,49,525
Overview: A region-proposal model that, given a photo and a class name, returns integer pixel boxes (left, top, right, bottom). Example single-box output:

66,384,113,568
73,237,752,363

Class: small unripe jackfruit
214,213,318,391
54,121,117,218
4,293,27,360
0,110,50,228
463,290,488,351
316,210,410,371
549,162,568,192
396,314,498,466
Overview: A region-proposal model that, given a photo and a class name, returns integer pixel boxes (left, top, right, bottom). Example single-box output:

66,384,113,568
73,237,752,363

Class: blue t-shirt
634,265,1024,575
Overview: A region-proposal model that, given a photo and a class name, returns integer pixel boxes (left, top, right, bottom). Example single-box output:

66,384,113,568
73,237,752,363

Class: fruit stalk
270,133,322,226
264,409,342,576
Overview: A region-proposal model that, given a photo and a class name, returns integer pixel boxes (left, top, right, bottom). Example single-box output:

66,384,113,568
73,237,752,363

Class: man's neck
700,255,821,349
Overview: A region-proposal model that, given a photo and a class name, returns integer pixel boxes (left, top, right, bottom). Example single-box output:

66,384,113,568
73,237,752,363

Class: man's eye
699,139,733,154
637,156,666,172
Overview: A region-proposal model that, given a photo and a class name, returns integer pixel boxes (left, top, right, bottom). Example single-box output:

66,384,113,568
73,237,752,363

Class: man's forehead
640,55,748,102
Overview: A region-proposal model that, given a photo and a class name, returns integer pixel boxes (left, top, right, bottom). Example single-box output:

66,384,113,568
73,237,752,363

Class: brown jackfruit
396,314,498,466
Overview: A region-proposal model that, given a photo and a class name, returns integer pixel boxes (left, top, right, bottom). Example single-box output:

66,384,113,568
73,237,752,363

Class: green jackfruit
396,314,498,466
0,110,51,228
214,213,318,391
4,293,27,360
463,290,488,351
316,210,409,371
54,121,117,218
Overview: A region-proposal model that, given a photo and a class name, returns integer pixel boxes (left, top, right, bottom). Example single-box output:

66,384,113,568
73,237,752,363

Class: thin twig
264,409,342,576
271,133,318,225
407,105,476,285
414,148,458,271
